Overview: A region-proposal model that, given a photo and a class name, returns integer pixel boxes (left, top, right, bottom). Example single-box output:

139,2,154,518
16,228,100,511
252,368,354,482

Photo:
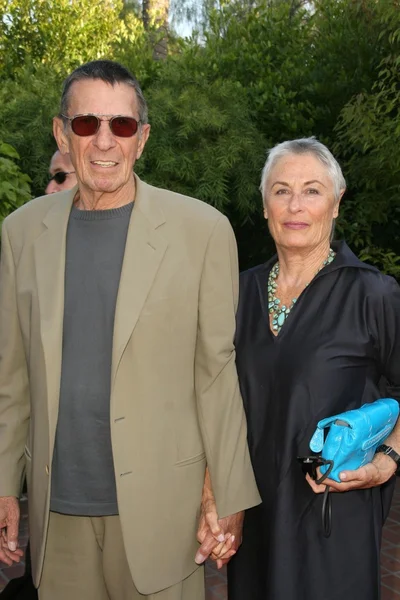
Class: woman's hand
306,452,397,493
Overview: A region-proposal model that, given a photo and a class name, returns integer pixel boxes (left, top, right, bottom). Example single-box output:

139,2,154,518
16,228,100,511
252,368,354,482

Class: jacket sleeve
194,214,261,518
0,221,30,497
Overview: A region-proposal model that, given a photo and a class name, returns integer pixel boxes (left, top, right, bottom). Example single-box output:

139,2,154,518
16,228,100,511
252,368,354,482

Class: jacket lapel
34,189,75,443
111,177,168,387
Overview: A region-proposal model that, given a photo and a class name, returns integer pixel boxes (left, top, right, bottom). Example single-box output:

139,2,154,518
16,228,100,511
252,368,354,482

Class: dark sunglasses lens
110,116,138,137
71,115,99,136
53,172,67,184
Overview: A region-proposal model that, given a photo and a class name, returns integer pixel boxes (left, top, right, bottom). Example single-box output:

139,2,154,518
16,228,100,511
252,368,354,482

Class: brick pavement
2,485,400,597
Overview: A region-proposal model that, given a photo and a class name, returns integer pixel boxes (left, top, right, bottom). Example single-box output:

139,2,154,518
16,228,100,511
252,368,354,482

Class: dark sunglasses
49,171,75,185
61,114,141,138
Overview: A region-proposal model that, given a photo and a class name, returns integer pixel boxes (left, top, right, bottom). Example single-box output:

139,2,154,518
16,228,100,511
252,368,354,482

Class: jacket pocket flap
175,451,206,468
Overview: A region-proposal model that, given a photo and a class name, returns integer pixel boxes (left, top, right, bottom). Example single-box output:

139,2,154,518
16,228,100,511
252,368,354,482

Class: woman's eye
306,188,319,195
276,188,289,195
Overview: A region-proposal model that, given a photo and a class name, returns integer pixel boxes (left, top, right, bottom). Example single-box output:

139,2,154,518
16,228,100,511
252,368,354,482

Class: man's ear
136,124,151,160
53,116,69,154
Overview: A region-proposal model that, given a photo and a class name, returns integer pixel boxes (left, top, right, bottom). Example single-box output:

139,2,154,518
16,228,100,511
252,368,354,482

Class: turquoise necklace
268,248,336,334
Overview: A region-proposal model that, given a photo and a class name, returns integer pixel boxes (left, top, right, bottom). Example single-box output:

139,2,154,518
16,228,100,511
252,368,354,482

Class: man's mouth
91,161,118,168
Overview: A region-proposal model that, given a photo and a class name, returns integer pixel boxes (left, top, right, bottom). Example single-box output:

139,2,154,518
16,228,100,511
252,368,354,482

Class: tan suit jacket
0,177,260,594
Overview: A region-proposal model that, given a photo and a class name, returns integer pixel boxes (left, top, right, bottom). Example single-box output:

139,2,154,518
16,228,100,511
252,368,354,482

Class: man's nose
93,120,117,150
45,180,58,195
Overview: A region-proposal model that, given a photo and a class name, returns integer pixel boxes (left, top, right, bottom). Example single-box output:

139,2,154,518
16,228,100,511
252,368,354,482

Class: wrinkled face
45,151,77,194
263,153,343,251
53,79,150,195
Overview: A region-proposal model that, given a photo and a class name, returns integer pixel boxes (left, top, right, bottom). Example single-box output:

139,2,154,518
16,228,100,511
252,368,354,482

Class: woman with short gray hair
227,137,400,600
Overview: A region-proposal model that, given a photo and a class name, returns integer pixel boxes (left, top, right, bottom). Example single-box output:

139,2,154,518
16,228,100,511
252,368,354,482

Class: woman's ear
333,189,345,218
263,206,268,220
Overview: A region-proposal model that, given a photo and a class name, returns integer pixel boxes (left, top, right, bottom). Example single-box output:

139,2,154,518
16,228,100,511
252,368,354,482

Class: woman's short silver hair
260,137,346,205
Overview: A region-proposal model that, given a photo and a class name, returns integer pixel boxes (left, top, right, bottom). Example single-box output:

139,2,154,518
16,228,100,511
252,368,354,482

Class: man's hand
0,496,23,566
196,510,244,568
306,452,397,494
195,469,244,568
196,469,225,548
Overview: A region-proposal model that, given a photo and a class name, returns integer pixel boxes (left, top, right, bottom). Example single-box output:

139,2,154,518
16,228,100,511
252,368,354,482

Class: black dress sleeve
368,274,400,401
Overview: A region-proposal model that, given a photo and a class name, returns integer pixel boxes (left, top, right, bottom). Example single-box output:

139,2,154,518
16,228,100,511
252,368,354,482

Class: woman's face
263,153,343,252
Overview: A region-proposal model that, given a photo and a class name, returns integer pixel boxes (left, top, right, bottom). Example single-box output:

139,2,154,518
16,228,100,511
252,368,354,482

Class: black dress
228,241,400,600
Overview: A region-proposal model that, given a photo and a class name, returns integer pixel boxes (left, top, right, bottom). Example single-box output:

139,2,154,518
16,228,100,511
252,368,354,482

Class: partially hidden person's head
45,150,78,194
52,59,150,196
259,137,346,253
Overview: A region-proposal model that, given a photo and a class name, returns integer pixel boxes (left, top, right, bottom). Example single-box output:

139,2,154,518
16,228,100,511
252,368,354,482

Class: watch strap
375,444,400,475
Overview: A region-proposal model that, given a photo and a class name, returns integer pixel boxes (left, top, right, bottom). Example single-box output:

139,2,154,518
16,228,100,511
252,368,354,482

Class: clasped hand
195,469,243,569
0,496,23,566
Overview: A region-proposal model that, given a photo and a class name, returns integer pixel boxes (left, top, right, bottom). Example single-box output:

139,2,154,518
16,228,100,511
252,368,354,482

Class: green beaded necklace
268,248,336,334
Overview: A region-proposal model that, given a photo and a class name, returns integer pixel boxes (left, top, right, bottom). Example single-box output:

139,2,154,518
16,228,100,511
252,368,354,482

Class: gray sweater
50,202,133,516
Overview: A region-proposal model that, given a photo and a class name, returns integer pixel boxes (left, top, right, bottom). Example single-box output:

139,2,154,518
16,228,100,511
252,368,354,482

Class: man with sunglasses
0,60,260,600
45,150,77,194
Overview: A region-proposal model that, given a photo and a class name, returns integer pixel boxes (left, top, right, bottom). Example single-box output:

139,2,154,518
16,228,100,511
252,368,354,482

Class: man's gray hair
260,137,346,204
60,59,148,124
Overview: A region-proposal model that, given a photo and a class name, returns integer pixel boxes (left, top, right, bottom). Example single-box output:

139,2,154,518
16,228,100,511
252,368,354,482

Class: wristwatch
375,444,400,476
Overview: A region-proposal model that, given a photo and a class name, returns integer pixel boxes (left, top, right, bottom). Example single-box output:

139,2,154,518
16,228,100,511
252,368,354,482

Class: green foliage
0,0,399,274
162,0,400,273
0,64,62,196
0,141,32,231
334,0,400,275
112,9,168,87
199,1,316,140
309,0,392,135
140,57,266,219
0,0,125,78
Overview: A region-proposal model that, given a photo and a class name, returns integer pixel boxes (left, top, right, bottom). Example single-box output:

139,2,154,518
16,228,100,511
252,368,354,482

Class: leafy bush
334,0,400,275
0,142,32,231
0,0,398,274
0,64,62,196
0,0,125,77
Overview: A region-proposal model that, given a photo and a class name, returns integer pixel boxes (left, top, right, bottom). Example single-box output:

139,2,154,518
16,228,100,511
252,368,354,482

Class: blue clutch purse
309,398,399,483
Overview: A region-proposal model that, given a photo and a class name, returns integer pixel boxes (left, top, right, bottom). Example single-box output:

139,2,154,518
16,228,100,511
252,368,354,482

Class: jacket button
45,465,49,475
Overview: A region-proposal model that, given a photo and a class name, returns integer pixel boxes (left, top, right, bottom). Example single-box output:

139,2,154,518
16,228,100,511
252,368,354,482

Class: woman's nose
288,192,302,211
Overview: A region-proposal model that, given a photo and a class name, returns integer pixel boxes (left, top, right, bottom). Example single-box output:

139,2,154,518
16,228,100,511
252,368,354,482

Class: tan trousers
38,512,205,600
